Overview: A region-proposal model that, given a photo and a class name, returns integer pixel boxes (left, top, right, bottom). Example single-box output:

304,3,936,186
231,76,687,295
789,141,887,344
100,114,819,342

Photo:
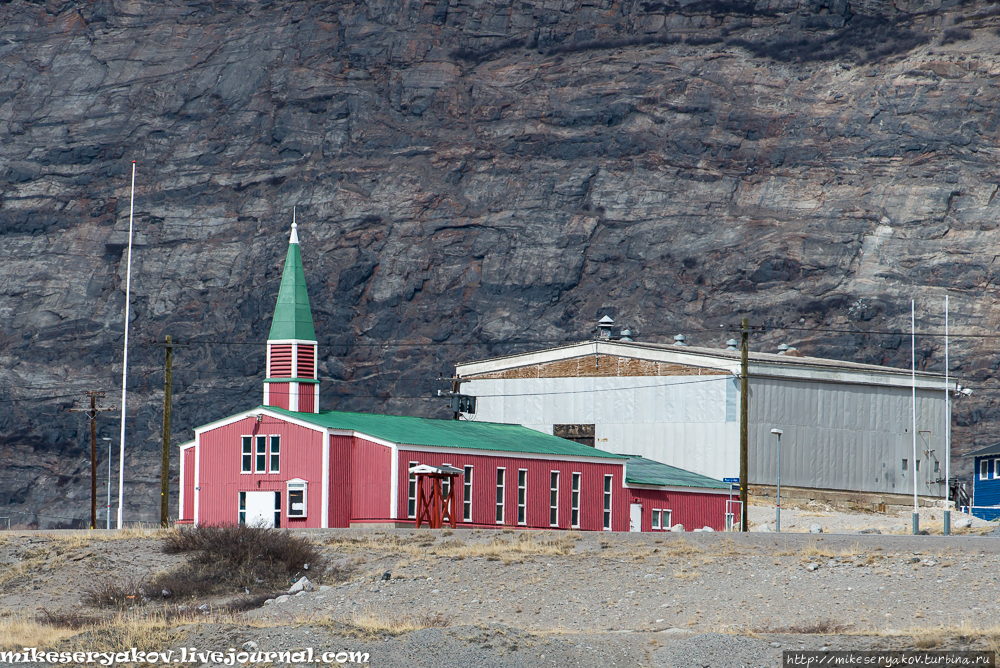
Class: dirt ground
1,509,999,667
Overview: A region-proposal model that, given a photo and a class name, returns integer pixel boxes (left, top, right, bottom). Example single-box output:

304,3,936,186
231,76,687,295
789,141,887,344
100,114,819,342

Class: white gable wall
465,375,739,481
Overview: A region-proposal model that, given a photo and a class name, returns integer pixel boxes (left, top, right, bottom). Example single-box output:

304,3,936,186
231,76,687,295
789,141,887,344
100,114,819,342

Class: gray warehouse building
456,335,949,501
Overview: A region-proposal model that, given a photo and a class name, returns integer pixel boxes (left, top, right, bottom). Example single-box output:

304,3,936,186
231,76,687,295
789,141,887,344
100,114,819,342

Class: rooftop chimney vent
726,339,738,351
597,315,614,340
620,329,633,342
777,343,789,354
673,334,687,346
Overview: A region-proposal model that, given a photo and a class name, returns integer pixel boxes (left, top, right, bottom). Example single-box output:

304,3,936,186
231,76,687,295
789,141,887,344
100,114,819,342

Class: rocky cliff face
2,0,998,526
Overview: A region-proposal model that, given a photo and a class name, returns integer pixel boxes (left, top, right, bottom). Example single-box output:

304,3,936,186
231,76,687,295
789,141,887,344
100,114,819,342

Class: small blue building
964,442,1000,521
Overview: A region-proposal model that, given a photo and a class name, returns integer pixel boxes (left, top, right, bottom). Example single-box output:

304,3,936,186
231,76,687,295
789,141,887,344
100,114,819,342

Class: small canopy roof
962,442,1000,458
409,464,463,476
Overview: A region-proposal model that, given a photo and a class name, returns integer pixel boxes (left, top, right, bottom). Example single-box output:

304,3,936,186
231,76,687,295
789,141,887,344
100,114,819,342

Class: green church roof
268,223,316,342
263,406,626,459
624,456,730,490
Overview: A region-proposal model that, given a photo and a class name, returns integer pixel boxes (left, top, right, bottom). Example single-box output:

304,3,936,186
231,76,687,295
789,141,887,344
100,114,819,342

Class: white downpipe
116,161,136,530
911,300,918,516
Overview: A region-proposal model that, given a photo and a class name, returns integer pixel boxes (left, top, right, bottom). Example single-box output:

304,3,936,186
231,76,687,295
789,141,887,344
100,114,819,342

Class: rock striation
1,0,998,525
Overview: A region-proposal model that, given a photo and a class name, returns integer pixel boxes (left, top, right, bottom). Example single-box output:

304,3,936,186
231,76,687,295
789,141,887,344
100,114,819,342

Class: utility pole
69,391,116,529
152,336,188,528
740,318,750,533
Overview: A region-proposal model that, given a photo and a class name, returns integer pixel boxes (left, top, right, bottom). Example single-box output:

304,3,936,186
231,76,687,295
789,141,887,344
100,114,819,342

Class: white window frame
463,465,473,522
496,468,506,525
517,469,527,525
287,479,307,519
255,435,267,473
549,471,560,527
571,472,581,529
269,435,280,473
443,463,452,502
981,459,989,481
662,509,672,530
603,474,613,531
994,458,1000,480
407,461,418,519
241,436,252,473
652,509,661,530
238,491,247,524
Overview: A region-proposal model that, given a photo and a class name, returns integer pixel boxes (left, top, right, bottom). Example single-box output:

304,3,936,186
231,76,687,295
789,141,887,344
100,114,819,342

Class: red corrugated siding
627,488,729,532
182,448,195,521
297,344,315,379
298,385,315,414
351,437,393,521
329,435,352,527
267,383,290,410
197,416,324,528
397,450,627,531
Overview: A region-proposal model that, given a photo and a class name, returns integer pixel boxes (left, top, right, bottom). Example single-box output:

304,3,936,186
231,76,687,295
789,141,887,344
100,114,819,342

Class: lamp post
102,437,112,530
771,428,784,532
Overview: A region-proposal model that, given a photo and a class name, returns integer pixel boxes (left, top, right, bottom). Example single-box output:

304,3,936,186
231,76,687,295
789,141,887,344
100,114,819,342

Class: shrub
83,575,146,609
940,27,973,45
154,525,324,597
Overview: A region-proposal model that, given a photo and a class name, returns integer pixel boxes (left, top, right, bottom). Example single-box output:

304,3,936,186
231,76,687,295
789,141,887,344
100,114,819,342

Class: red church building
178,223,731,531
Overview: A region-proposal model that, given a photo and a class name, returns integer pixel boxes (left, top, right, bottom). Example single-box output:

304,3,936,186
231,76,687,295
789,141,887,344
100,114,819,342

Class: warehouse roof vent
777,343,802,356
597,315,614,340
620,329,634,342
673,334,687,346
726,339,739,351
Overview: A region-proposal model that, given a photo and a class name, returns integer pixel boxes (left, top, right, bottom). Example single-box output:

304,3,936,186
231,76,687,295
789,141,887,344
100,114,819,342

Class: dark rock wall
1,0,996,526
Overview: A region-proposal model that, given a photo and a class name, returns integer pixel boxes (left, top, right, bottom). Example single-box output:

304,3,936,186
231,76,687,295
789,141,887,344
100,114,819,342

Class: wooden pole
740,317,749,532
161,335,172,528
89,393,97,529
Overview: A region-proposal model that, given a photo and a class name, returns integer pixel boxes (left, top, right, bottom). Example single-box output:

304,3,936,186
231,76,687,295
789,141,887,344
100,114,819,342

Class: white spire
290,207,299,244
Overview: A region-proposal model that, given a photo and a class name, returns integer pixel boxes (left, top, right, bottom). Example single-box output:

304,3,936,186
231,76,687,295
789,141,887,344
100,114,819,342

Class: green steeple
267,222,317,341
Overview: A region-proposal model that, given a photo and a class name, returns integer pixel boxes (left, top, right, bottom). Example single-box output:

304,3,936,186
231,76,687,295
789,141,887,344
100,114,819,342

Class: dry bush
912,629,945,648
331,608,449,638
156,524,324,596
83,574,147,609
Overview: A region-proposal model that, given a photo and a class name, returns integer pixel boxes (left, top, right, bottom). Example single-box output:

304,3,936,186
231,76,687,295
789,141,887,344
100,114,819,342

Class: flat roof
455,340,945,390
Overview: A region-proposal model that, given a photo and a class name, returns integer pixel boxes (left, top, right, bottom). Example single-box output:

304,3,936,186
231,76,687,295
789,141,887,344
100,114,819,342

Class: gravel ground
2,511,999,667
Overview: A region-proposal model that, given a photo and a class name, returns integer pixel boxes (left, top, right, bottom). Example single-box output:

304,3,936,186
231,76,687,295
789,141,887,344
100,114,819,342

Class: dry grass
41,527,168,549
912,628,945,648
672,570,701,580
757,618,852,634
0,614,78,650
327,532,576,560
775,541,864,558
326,607,449,638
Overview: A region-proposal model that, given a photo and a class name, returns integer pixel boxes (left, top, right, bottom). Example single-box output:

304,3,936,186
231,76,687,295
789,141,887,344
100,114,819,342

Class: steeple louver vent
270,345,293,377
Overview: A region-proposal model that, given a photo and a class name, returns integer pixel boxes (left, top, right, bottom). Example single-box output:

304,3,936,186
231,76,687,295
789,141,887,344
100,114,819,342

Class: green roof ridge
624,455,730,490
268,226,316,341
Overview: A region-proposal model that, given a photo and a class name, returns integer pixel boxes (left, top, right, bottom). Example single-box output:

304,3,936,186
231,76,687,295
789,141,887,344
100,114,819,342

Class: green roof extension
624,456,730,490
263,407,626,460
268,224,316,341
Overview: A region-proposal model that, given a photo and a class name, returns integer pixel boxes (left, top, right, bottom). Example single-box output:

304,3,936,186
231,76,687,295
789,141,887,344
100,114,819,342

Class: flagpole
117,160,136,530
944,295,951,535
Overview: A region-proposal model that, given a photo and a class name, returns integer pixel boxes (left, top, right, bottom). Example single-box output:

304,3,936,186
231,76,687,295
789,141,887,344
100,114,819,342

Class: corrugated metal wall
352,438,393,521
197,416,323,527
750,379,948,497
397,449,627,530
626,488,728,531
267,383,290,410
329,435,352,527
467,373,949,498
298,385,314,413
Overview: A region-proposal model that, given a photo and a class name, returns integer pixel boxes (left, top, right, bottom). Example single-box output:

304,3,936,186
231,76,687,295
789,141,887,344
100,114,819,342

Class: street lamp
771,428,784,532
102,437,112,530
